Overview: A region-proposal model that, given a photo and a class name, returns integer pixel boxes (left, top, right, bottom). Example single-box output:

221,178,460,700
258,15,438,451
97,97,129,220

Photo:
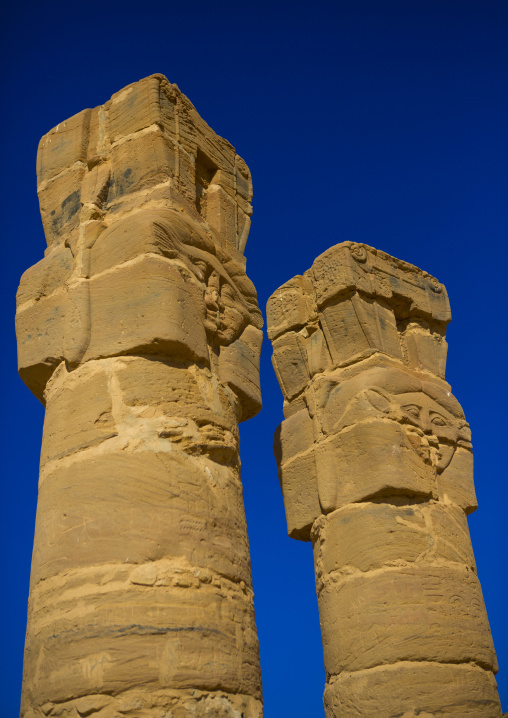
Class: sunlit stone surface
17,74,263,718
267,242,502,717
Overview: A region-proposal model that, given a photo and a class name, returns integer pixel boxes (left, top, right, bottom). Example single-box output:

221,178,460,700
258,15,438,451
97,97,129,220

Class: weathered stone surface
276,447,319,541
33,450,252,585
276,406,314,464
18,74,262,403
218,324,263,421
268,243,501,715
323,662,502,718
115,355,238,432
18,75,263,716
319,566,497,675
24,579,259,705
84,255,210,363
266,274,314,340
16,246,73,305
40,362,116,464
313,501,476,579
28,688,263,718
438,444,477,513
15,291,67,402
271,331,310,400
315,420,439,512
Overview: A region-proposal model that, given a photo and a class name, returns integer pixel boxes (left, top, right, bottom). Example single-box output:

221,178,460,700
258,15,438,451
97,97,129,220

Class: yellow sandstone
17,74,263,717
267,242,502,717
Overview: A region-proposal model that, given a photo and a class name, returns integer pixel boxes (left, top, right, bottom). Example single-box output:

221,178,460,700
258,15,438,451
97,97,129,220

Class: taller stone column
16,75,263,717
267,242,502,717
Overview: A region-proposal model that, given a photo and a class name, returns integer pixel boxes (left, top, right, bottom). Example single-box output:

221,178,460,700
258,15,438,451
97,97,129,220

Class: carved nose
205,289,219,308
424,432,439,447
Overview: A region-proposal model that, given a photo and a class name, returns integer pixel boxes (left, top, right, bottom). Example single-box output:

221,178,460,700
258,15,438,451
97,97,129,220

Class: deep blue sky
1,1,507,715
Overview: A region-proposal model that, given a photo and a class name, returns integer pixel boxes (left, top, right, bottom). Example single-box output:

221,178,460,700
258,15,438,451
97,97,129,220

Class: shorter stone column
267,242,502,717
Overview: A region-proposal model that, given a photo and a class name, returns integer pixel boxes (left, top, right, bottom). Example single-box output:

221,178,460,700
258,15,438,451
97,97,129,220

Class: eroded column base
23,689,263,718
323,661,502,718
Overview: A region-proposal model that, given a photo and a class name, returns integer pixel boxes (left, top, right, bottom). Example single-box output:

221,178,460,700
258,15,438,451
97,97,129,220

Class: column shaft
267,242,502,717
17,75,263,717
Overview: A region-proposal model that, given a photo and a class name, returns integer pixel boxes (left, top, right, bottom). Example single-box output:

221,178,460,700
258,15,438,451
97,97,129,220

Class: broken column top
267,241,451,393
267,243,466,540
267,241,451,342
18,75,262,408
36,73,253,264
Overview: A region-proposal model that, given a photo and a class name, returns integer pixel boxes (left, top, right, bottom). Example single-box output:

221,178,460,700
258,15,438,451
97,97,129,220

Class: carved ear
319,385,395,436
457,420,472,448
363,388,392,414
438,447,477,514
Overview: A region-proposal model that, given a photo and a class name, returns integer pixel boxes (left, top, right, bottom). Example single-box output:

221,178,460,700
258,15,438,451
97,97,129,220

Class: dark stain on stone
61,191,81,219
51,190,81,237
111,167,134,200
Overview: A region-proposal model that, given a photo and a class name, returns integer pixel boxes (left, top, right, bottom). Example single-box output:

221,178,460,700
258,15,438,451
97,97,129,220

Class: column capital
17,75,262,421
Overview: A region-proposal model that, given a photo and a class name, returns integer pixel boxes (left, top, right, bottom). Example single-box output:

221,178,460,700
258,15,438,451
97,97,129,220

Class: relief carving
268,243,502,717
17,75,263,718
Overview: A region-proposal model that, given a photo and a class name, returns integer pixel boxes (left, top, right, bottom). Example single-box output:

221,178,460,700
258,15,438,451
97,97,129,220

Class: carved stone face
87,208,262,350
390,392,460,471
16,207,263,412
318,366,469,474
184,257,251,347
143,211,261,349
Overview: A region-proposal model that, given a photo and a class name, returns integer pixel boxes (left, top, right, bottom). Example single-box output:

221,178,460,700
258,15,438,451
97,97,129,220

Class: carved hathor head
16,75,262,421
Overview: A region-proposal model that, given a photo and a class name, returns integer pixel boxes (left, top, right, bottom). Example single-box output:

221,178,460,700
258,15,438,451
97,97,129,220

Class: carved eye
402,404,420,418
431,414,447,427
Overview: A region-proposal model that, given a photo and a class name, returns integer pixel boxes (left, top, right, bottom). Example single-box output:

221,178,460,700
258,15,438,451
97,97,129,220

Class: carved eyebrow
430,412,448,425
401,404,420,413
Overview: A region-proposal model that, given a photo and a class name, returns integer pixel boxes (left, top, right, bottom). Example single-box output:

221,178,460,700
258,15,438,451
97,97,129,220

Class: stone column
267,242,502,717
16,75,263,717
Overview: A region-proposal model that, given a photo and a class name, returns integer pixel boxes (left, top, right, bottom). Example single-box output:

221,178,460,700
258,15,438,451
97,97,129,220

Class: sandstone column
267,242,502,717
16,75,263,717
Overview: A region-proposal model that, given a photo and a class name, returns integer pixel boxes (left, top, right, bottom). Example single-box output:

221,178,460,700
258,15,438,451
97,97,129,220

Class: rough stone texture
267,242,502,716
17,75,263,717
